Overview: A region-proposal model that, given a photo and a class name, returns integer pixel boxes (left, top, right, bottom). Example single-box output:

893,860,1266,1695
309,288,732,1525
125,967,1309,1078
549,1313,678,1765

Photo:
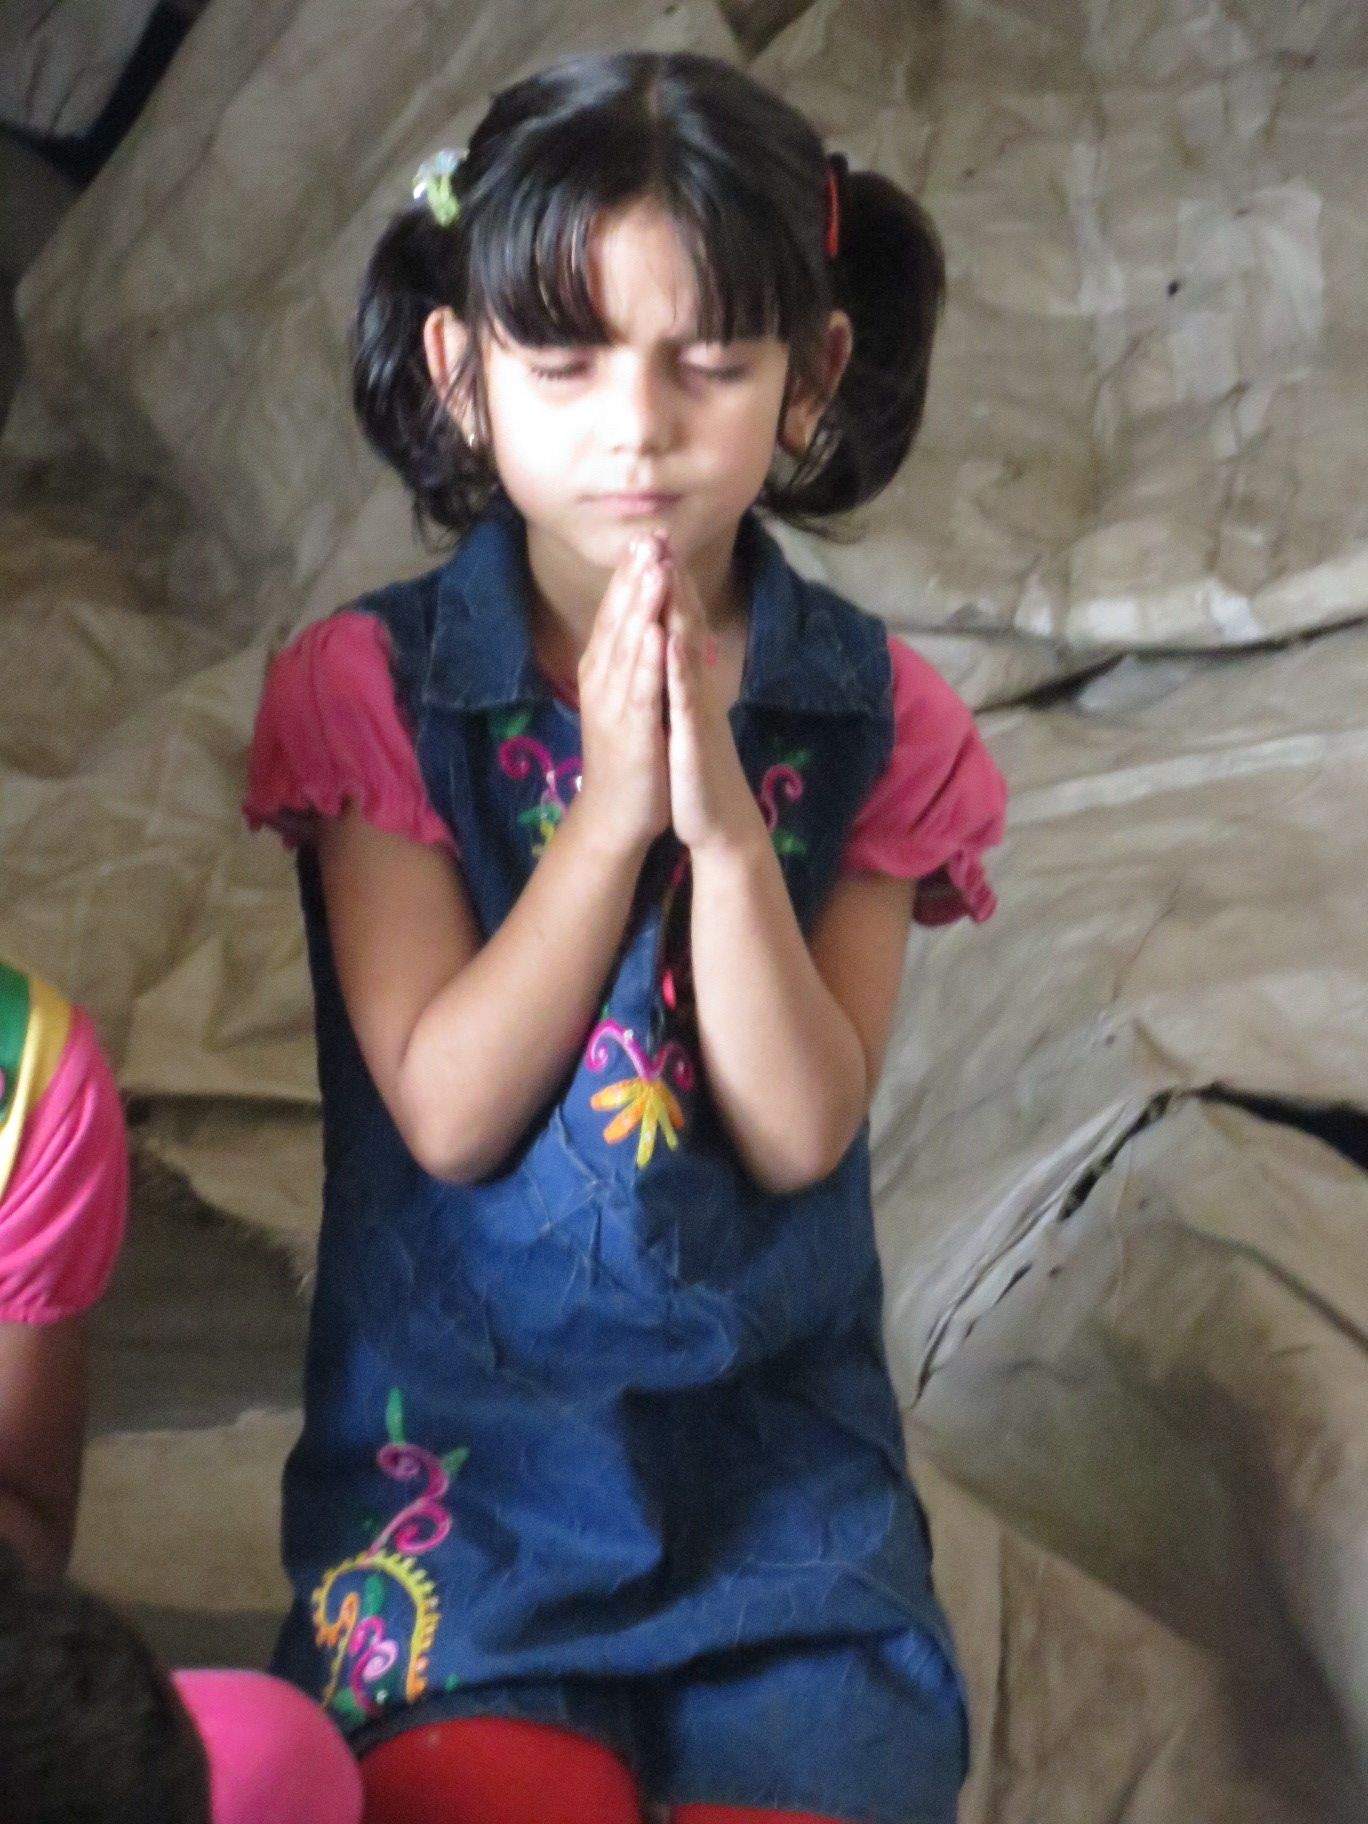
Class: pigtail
350,205,498,543
774,166,947,520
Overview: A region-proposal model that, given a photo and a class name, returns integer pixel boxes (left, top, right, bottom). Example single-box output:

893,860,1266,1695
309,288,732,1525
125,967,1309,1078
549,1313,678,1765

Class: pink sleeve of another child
243,610,456,856
173,1670,363,1824
0,1009,129,1325
841,633,1008,926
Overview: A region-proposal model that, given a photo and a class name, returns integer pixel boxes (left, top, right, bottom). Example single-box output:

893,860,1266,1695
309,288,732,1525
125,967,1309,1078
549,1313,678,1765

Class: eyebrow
504,331,760,352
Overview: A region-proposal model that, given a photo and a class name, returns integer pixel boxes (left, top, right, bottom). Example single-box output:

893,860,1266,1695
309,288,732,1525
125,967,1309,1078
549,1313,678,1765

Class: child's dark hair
0,1547,210,1824
353,50,945,543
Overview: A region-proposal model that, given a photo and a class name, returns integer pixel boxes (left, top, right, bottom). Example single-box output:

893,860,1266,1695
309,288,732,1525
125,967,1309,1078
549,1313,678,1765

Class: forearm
690,835,869,1194
0,1482,71,1574
401,794,649,1180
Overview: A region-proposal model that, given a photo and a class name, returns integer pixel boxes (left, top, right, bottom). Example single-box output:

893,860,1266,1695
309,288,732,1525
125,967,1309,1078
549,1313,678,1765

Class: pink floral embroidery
312,1388,468,1726
495,712,581,856
758,750,809,858
585,1017,696,1169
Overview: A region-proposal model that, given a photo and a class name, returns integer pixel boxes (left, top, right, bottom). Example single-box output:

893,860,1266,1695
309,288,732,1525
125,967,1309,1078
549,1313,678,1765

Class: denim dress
271,502,970,1823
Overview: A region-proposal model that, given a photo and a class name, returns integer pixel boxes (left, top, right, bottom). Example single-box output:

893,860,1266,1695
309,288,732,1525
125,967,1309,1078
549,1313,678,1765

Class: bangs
464,153,804,351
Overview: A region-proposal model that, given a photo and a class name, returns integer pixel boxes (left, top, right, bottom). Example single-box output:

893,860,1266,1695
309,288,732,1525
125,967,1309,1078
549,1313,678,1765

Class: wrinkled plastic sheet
0,1,162,137
3,1,1367,1816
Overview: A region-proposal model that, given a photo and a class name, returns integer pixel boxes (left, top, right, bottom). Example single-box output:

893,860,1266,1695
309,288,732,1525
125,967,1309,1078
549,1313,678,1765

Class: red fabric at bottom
360,1715,642,1824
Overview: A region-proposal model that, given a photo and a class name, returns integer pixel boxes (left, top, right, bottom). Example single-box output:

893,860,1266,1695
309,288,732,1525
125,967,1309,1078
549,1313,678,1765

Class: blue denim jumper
272,502,969,1822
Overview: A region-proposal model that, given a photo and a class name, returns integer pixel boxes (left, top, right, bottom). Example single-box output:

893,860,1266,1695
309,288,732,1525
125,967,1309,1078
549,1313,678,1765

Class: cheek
487,389,579,490
709,390,787,484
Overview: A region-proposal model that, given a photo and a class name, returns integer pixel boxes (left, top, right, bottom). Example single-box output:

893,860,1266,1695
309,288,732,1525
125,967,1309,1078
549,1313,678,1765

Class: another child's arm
0,1318,86,1573
0,1002,127,1572
318,540,672,1183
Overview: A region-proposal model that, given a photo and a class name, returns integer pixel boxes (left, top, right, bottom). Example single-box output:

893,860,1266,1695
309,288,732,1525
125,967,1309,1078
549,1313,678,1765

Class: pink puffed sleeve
841,633,1008,926
0,1010,129,1325
243,610,456,855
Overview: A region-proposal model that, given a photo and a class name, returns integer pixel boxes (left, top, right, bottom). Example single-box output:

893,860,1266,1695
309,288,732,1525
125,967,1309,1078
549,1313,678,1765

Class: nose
603,356,677,458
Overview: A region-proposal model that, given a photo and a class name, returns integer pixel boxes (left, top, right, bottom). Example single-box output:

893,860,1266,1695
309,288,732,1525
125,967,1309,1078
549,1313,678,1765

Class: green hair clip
413,147,464,227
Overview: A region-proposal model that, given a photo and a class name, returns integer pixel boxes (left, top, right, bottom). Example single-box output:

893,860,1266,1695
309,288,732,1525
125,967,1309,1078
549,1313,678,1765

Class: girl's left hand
663,549,767,858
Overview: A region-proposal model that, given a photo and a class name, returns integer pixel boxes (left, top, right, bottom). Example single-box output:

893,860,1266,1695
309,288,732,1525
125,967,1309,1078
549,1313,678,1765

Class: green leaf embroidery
362,1574,385,1620
385,1387,405,1446
493,709,532,740
441,1446,470,1479
332,1688,366,1727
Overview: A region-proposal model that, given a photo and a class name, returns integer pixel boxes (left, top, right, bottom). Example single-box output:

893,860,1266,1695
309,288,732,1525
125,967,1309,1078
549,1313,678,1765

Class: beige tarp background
2,0,1365,1816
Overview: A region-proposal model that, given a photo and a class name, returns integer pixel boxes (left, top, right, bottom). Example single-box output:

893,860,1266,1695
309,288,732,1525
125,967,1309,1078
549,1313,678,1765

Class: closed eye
528,361,589,381
524,356,751,386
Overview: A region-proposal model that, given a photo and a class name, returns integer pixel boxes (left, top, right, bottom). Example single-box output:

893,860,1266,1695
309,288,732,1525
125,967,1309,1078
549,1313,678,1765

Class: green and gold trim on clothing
0,962,73,1205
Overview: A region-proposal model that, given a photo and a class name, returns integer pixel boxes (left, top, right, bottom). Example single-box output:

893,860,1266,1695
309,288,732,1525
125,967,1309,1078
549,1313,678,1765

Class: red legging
359,1715,838,1824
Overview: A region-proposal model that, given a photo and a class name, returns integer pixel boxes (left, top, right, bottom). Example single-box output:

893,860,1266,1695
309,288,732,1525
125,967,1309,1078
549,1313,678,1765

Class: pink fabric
245,613,1006,926
843,635,1008,924
244,612,457,858
173,1670,363,1824
0,1008,129,1325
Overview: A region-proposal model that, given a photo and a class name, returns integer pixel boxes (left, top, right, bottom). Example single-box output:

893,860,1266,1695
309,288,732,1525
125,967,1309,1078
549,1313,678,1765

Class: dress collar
422,497,874,718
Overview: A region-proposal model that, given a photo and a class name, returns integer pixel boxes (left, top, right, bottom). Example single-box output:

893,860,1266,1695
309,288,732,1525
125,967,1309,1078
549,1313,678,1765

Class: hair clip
824,154,846,261
413,147,465,227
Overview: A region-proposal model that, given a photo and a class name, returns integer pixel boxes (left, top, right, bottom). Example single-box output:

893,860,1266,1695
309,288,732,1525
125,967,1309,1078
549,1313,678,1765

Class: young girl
0,956,362,1824
246,50,1006,1824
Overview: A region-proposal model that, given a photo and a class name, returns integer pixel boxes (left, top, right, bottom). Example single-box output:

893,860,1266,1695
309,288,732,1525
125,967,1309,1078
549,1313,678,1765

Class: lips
591,490,681,511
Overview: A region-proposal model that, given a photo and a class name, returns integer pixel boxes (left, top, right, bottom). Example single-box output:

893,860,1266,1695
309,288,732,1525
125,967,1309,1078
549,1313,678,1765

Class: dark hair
0,1548,210,1824
352,51,945,544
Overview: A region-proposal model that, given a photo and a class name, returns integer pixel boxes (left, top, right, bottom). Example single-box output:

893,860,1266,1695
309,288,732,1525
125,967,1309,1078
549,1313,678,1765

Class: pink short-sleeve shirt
245,610,1006,926
0,1006,129,1326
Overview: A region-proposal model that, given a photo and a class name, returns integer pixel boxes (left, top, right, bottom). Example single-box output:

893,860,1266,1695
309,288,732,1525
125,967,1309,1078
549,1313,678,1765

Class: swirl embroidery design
494,710,582,857
311,1388,468,1726
758,746,810,858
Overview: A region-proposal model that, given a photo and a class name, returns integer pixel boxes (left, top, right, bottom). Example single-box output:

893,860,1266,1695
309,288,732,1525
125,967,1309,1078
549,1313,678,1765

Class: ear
780,310,853,457
423,306,477,441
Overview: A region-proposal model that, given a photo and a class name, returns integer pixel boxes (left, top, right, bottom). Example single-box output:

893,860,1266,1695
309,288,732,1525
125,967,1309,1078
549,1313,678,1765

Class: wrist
686,820,773,874
566,785,657,871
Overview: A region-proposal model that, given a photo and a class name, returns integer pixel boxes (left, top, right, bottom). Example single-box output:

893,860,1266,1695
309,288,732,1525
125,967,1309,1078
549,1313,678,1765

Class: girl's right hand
573,534,671,859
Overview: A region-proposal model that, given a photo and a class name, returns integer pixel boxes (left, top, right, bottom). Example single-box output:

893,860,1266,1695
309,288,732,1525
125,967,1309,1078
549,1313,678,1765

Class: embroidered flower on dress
494,713,582,857
585,1019,696,1169
312,1388,468,1727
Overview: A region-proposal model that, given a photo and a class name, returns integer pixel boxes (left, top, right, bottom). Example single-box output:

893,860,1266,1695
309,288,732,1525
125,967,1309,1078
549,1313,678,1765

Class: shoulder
260,607,401,711
842,632,1008,925
0,992,128,1325
885,630,983,738
244,602,456,856
788,568,894,680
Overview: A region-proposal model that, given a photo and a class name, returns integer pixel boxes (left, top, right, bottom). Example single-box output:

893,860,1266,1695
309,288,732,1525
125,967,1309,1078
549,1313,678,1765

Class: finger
670,600,702,676
666,615,698,717
607,565,668,718
610,555,668,685
668,562,714,659
584,537,652,677
629,619,666,709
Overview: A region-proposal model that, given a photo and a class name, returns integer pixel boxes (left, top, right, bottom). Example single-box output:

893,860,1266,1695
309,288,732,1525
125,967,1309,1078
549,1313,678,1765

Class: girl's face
430,200,849,578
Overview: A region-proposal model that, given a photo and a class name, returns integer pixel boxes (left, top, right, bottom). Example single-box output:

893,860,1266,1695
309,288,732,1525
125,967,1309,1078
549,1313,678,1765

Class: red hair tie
824,160,841,260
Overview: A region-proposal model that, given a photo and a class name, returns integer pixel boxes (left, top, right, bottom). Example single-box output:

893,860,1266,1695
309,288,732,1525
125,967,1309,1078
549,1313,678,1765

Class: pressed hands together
321,534,891,1196
572,529,760,863
555,529,876,1193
